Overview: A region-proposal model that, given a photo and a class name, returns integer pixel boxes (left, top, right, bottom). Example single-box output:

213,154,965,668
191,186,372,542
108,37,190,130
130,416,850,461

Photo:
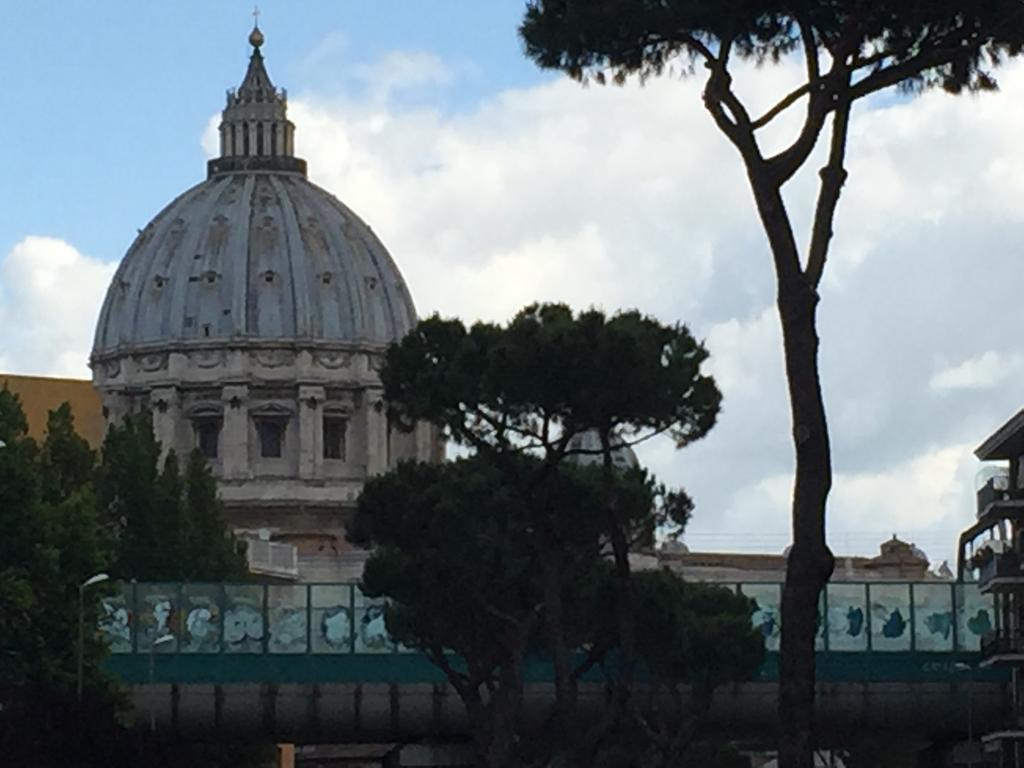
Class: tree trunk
749,181,835,768
485,656,525,768
540,549,577,731
776,281,834,768
600,429,636,685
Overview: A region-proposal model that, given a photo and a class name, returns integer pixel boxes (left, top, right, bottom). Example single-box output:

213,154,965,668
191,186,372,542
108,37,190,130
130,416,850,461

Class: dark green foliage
0,391,111,693
635,571,764,687
0,387,43,566
352,456,628,661
99,412,247,582
383,303,720,459
97,411,162,577
183,449,247,580
521,0,1024,94
39,402,96,506
567,568,763,766
579,568,764,687
351,455,756,768
0,395,260,766
370,305,730,766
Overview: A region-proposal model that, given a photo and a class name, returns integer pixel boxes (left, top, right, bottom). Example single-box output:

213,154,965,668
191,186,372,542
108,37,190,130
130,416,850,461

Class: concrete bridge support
131,679,1005,747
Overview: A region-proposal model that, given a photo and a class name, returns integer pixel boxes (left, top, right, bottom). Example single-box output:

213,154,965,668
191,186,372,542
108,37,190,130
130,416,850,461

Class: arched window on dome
230,124,237,156
257,122,265,156
189,405,223,461
256,416,286,458
195,418,221,460
271,123,278,157
243,123,251,156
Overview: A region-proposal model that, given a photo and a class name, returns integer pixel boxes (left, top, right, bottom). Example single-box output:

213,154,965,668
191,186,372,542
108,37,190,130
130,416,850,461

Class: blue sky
0,1,546,263
6,3,1024,560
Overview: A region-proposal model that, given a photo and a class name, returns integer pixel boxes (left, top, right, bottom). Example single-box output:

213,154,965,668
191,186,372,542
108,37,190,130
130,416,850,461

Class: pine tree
183,449,247,581
99,413,246,581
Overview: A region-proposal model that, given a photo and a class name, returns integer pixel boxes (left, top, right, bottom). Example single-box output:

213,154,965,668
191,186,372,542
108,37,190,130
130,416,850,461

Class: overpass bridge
100,580,1004,744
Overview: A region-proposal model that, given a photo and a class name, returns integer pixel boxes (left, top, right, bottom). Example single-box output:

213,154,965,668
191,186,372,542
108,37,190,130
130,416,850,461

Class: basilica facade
90,26,440,580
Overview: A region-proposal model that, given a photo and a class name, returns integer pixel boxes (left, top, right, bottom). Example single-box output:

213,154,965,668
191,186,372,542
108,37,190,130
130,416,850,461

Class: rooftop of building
0,373,104,448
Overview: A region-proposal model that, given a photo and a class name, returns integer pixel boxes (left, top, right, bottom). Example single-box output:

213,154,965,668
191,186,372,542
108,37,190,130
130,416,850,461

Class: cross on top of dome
249,6,264,48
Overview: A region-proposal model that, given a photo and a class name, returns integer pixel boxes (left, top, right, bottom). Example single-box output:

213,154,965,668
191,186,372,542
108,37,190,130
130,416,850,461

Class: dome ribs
247,178,290,338
167,176,232,343
268,174,310,340
303,186,363,342
235,175,258,339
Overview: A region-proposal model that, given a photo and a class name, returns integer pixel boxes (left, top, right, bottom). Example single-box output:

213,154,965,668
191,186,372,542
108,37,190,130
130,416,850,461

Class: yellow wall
1,373,104,448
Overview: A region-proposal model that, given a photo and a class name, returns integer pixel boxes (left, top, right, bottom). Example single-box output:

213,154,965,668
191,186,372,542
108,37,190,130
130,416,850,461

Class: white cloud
12,47,1024,563
280,53,1024,561
830,443,975,536
356,51,453,101
0,237,115,378
929,351,1021,393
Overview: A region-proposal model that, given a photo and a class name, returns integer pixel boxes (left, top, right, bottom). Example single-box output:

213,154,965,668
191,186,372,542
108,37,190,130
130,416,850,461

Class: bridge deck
100,580,1003,741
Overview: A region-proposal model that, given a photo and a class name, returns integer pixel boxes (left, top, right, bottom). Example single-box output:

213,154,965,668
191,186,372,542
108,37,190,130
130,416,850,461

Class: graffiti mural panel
826,583,868,651
223,585,265,653
355,587,393,654
99,586,133,654
181,584,222,653
868,584,911,651
956,583,994,652
137,584,178,652
269,585,308,654
913,584,954,652
740,583,781,652
312,585,352,653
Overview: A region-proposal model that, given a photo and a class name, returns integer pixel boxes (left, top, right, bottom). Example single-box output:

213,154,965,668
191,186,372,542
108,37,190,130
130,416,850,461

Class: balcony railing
245,539,299,579
977,477,1024,519
978,551,1024,589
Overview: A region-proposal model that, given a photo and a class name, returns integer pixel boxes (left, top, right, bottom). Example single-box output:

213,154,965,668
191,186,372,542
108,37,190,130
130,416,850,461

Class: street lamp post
77,573,110,702
148,634,174,732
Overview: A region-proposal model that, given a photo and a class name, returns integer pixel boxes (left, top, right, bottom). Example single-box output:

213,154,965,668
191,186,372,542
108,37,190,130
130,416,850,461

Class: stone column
149,386,181,460
298,385,325,481
100,391,130,430
415,421,436,463
221,384,250,479
365,389,387,477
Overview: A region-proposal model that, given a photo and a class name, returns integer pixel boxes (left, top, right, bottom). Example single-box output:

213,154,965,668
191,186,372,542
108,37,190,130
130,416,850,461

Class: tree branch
694,30,764,166
751,14,822,132
751,83,812,130
763,20,833,184
848,42,971,100
428,645,475,700
797,13,820,83
805,89,852,288
680,34,715,64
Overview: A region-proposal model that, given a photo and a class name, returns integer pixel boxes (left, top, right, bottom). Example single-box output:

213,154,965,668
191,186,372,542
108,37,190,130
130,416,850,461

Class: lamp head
81,573,110,588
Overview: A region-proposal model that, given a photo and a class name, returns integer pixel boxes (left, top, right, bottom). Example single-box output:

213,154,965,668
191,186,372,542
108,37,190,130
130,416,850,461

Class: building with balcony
958,408,1024,766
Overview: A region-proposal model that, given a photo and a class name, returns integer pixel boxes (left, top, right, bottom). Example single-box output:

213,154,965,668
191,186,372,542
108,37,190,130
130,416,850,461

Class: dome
565,429,639,470
91,174,415,360
91,26,415,363
88,24,441,583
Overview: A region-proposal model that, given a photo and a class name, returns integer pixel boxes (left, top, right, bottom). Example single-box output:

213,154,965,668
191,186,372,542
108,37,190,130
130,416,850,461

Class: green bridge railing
100,580,991,658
